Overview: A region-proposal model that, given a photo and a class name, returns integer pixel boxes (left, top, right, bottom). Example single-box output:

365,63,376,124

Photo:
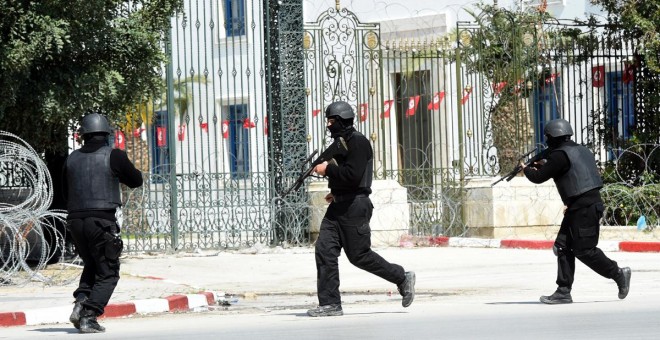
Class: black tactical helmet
544,118,573,138
324,101,355,120
79,113,112,136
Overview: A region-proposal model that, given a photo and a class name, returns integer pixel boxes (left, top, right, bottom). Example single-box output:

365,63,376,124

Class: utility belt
333,193,367,203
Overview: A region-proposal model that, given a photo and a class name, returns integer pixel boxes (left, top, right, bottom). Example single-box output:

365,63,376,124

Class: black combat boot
397,271,416,307
69,294,87,329
614,267,631,299
307,304,343,317
540,287,572,304
79,309,106,333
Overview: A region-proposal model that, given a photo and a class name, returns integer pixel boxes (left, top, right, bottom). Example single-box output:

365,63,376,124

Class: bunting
623,63,635,84
493,82,507,96
406,96,420,117
243,118,256,129
382,100,394,118
177,124,186,141
222,120,229,139
264,115,269,135
133,127,145,138
359,103,368,122
156,127,167,147
427,92,445,110
461,86,473,105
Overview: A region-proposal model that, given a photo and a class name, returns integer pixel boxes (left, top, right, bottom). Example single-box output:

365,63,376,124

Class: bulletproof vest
66,146,121,212
553,143,603,202
351,131,373,189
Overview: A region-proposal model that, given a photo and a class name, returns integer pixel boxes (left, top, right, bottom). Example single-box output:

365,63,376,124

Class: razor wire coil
0,131,78,286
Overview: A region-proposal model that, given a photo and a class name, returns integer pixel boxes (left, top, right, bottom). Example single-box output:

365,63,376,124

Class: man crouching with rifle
305,101,415,317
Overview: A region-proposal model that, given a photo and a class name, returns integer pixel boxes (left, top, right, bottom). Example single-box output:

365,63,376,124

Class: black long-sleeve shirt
523,141,601,210
63,137,143,221
325,130,372,196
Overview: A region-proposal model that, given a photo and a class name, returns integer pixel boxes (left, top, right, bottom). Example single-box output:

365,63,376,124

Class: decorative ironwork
264,0,308,245
113,3,649,253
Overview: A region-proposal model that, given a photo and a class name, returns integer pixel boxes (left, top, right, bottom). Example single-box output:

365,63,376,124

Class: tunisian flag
156,127,167,147
133,127,145,138
427,91,445,110
243,118,256,129
406,96,420,117
177,124,186,141
592,65,605,87
222,120,229,139
493,82,507,95
623,63,635,84
358,103,368,122
382,100,394,118
461,86,473,105
114,131,126,150
264,115,269,135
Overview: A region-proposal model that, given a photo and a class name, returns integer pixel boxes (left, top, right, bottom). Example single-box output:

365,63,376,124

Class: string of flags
309,89,461,120
129,118,261,143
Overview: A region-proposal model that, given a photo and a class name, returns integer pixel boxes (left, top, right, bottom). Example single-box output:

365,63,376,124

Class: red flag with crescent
406,96,420,117
427,92,445,110
592,66,605,87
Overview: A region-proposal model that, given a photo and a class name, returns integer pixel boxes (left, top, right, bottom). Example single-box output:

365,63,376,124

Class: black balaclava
83,133,110,145
327,117,355,139
546,135,570,149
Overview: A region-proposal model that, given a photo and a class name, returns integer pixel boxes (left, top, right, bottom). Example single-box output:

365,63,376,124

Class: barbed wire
601,144,660,231
0,131,79,286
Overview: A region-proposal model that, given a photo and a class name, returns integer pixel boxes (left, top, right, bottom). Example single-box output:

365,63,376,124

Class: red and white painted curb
0,292,218,328
400,236,660,253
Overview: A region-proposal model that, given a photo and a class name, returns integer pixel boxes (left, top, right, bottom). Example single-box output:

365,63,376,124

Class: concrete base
464,176,564,239
308,179,410,247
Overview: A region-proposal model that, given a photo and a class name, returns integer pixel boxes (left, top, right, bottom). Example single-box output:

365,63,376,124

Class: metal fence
109,4,659,252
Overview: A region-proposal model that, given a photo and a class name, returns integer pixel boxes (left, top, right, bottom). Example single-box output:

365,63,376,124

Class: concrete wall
464,176,564,239
309,179,409,246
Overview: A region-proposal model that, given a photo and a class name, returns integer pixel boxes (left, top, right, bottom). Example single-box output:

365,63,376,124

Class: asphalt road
3,246,658,339
2,289,658,339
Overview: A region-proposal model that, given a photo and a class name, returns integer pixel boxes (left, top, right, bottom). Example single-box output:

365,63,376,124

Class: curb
3,237,660,328
401,236,660,253
0,292,218,328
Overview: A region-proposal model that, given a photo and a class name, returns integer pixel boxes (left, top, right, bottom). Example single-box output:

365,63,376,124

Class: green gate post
165,26,179,251
455,46,466,232
264,0,307,244
455,47,465,184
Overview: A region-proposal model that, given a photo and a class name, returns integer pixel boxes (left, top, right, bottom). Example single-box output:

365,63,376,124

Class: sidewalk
2,236,659,327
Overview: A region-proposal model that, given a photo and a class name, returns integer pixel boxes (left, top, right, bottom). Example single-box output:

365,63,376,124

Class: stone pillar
308,179,410,246
464,176,564,239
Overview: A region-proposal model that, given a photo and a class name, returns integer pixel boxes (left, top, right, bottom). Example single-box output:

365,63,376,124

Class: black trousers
315,196,405,306
554,202,619,289
67,217,121,315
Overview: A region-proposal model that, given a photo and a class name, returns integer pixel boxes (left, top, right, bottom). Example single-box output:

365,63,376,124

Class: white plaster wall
308,179,410,246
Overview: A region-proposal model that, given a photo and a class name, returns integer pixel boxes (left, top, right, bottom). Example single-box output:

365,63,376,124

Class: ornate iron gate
303,5,466,237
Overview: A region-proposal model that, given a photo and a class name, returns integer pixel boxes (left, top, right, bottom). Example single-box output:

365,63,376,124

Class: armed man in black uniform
521,118,631,304
64,112,143,332
307,101,415,317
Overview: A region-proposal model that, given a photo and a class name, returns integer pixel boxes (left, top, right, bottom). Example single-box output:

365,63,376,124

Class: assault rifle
491,145,548,187
280,137,349,198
